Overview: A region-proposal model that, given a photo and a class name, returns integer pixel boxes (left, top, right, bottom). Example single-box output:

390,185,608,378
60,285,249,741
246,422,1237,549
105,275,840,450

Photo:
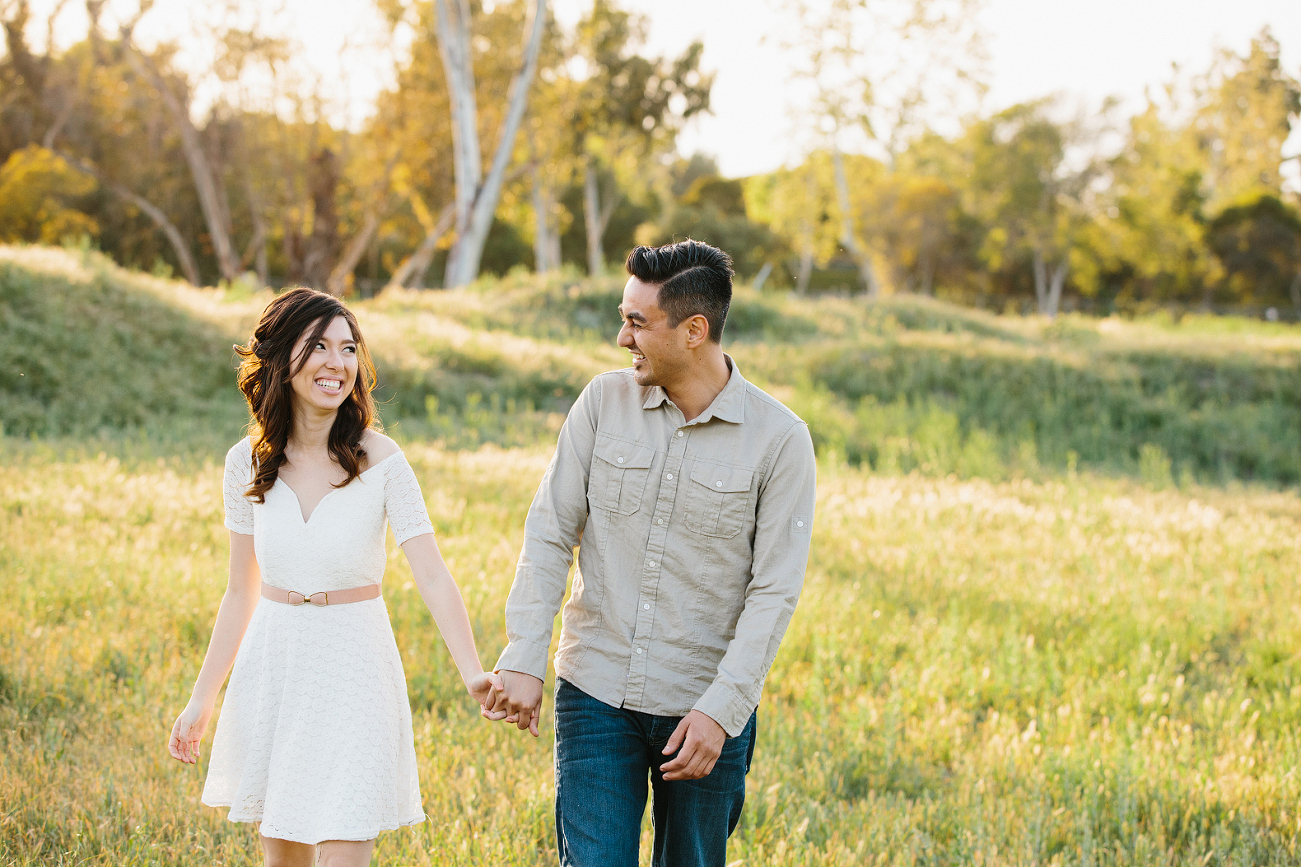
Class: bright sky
23,0,1301,180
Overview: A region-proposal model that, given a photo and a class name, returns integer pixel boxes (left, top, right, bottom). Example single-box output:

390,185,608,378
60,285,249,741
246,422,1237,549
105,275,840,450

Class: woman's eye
344,346,356,354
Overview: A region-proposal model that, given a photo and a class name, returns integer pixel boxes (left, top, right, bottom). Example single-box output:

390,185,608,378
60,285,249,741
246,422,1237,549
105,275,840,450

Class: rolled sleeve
692,422,816,736
496,379,601,681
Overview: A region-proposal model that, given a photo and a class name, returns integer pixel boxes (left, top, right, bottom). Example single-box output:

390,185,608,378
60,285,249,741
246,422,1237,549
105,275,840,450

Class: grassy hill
3,244,1299,485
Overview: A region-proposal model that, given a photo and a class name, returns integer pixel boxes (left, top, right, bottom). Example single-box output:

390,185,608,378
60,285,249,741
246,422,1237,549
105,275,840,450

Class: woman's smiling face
288,315,358,415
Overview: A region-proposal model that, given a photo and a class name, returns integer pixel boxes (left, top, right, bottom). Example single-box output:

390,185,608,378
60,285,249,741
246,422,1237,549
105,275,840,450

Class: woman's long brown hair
234,288,379,503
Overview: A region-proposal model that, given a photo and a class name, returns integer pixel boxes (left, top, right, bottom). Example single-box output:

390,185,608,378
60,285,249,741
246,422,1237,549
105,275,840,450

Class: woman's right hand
168,701,212,764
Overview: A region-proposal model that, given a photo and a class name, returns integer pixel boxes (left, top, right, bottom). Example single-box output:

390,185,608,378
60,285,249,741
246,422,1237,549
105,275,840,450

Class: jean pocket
684,461,753,538
589,437,655,516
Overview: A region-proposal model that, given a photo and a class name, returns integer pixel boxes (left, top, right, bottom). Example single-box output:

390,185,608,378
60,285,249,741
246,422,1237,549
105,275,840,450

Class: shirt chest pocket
684,461,754,539
589,438,656,516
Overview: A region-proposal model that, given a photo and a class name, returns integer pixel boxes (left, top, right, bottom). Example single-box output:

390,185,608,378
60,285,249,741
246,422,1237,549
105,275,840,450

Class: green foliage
1207,193,1301,308
0,146,98,245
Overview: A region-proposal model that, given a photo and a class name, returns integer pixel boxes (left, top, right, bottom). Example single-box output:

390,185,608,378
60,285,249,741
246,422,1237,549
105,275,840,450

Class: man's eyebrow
619,307,648,323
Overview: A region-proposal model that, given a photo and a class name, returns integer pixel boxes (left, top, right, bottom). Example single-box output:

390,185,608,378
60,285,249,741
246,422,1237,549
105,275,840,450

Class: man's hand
659,710,726,780
482,669,544,737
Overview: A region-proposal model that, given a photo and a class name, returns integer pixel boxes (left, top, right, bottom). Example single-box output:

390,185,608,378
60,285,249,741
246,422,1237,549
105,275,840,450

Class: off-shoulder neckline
272,451,404,524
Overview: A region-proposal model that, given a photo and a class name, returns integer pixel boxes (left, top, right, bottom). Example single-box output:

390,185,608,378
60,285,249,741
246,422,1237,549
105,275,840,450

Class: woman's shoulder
360,429,401,469
225,435,253,465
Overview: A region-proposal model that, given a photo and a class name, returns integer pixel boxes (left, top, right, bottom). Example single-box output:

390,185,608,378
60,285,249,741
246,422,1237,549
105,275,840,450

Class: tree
0,143,97,243
1,2,208,283
118,18,244,283
434,0,546,288
780,0,987,295
1104,100,1213,307
963,100,1107,316
1194,29,1301,213
639,166,787,281
745,155,838,293
1207,193,1301,312
568,0,711,274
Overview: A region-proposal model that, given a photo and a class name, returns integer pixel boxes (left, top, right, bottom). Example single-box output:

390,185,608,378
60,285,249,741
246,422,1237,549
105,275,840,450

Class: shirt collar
641,354,746,425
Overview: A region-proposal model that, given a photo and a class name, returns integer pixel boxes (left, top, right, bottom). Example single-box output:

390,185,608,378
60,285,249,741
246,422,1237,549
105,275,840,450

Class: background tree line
1,0,1298,317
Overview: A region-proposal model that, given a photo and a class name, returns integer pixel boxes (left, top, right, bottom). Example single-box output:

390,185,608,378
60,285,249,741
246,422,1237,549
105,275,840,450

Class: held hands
481,670,543,737
466,669,504,707
168,701,213,764
659,710,726,781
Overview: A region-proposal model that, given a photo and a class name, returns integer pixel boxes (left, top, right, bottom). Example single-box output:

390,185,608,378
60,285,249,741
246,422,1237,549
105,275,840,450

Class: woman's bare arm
168,531,262,763
401,533,499,705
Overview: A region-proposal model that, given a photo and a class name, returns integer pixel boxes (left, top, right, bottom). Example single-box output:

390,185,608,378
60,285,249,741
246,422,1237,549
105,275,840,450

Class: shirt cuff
693,682,756,738
494,638,551,683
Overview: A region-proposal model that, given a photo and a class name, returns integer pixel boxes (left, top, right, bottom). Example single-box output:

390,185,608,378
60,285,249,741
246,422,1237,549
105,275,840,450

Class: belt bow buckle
287,590,328,606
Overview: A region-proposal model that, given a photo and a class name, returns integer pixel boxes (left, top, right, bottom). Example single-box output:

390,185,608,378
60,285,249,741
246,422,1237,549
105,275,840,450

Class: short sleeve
223,438,255,535
384,453,435,545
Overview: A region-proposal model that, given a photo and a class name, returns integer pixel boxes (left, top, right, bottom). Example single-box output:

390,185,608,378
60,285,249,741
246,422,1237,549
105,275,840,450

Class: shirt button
676,431,683,438
617,456,625,464
715,480,723,488
665,473,673,480
636,647,643,654
656,518,664,525
643,603,650,610
647,560,656,569
797,520,805,527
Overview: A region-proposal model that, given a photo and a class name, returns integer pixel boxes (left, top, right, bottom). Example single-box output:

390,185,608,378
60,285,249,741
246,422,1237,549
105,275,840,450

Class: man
485,240,816,867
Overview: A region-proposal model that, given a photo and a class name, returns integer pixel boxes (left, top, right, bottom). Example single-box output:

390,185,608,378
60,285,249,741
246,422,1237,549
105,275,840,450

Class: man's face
617,276,691,389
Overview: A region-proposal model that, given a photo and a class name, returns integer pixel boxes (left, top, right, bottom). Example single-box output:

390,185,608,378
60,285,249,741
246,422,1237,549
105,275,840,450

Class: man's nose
617,324,632,347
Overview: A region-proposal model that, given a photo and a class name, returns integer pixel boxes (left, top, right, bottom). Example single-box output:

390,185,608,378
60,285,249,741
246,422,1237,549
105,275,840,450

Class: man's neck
663,350,732,423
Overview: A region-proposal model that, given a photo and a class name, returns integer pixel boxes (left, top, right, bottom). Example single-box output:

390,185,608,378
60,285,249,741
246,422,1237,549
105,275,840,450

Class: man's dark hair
625,240,734,344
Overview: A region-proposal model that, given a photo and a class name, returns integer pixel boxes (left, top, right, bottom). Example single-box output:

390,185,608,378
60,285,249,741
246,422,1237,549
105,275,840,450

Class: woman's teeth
316,379,342,391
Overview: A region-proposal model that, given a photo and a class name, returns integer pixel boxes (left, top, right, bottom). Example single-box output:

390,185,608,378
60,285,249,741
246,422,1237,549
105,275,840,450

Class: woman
168,287,498,867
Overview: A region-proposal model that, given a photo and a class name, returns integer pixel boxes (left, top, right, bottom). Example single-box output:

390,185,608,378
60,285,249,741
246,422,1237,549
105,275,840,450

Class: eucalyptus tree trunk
796,245,814,294
831,146,880,297
583,160,619,276
531,168,561,273
387,204,457,290
435,0,547,288
52,149,202,286
326,209,382,297
795,213,815,294
123,42,241,282
1033,247,1068,318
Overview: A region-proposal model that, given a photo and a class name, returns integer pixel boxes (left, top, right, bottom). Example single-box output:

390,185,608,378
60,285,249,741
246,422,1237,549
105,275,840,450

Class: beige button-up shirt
497,357,816,736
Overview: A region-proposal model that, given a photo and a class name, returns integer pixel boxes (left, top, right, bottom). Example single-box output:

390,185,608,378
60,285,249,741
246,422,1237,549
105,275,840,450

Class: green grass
5,245,1301,864
5,442,1301,865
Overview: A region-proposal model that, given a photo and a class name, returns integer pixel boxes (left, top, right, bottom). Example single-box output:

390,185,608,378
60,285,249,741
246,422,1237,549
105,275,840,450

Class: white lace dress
201,437,434,843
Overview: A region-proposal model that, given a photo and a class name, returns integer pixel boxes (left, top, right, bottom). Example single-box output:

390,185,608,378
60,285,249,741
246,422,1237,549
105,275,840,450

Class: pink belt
261,583,381,606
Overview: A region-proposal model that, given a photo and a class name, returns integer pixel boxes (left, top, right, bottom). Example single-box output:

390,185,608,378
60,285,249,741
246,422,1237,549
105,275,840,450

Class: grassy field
4,246,1301,865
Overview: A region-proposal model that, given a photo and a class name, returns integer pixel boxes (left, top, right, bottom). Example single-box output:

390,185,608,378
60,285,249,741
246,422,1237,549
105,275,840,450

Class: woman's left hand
168,700,213,765
467,670,503,708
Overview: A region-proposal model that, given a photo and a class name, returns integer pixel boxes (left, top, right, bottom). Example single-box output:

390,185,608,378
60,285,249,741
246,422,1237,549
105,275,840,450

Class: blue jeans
553,678,757,867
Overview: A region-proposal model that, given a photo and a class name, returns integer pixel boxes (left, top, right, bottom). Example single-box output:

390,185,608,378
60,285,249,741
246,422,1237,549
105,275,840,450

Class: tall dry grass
5,441,1301,865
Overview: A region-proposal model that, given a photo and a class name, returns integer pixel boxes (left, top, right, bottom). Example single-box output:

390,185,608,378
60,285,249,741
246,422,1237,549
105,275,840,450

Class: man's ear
685,314,710,348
